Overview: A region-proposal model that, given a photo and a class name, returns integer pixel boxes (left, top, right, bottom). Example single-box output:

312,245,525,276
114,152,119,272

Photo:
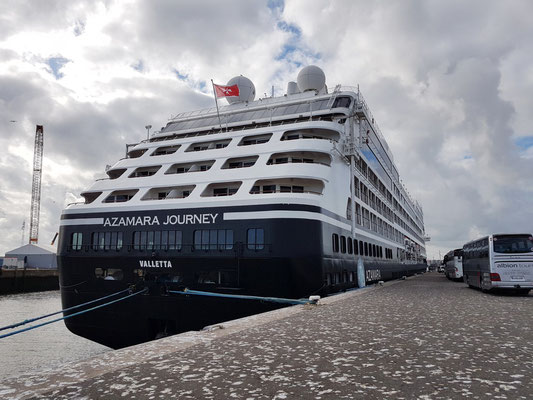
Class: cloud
1,0,533,260
280,0,533,258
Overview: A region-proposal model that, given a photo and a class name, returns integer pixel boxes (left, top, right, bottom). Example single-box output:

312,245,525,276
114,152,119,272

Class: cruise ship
58,66,427,348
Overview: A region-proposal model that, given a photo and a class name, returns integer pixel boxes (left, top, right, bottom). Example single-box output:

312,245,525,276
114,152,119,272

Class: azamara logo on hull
139,260,173,268
103,213,219,227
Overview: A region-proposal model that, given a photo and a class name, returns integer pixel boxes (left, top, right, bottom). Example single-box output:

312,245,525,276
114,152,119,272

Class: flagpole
211,79,223,131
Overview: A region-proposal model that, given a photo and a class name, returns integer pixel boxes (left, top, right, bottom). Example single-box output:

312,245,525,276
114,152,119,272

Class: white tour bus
463,233,533,295
443,248,463,280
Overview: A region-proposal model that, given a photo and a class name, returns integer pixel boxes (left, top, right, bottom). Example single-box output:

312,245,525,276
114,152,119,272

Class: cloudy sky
0,0,532,260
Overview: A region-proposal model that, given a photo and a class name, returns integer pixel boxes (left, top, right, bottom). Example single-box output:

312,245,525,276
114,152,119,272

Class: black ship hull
58,204,426,349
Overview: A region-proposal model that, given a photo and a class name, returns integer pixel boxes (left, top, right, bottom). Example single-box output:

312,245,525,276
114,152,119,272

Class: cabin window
133,230,182,250
103,190,138,203
127,148,147,159
281,128,340,142
142,185,195,200
340,236,347,254
107,168,126,179
166,161,214,175
194,229,234,250
247,228,265,250
224,155,258,169
70,232,83,251
213,188,238,196
332,234,339,253
250,178,324,195
91,231,123,251
81,191,102,204
332,96,352,108
151,145,181,156
262,185,276,194
292,186,304,193
202,182,241,197
239,134,272,146
187,139,231,152
129,166,161,178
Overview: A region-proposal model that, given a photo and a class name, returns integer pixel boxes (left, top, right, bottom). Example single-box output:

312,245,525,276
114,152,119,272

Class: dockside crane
21,220,25,246
29,125,43,244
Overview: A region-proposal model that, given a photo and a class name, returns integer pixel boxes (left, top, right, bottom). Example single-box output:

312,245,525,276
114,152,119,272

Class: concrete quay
1,272,532,399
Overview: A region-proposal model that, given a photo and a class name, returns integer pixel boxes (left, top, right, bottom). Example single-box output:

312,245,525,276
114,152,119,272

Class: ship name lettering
162,213,218,225
103,213,219,227
103,216,160,227
138,260,173,268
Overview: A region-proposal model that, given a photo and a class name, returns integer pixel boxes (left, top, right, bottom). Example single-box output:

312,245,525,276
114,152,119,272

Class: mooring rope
0,287,132,332
0,287,148,340
169,288,315,305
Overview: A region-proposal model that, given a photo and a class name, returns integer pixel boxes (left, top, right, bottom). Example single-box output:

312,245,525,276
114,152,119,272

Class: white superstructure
68,66,426,264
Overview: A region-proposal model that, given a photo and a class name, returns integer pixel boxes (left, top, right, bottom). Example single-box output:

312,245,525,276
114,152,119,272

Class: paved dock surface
1,272,532,399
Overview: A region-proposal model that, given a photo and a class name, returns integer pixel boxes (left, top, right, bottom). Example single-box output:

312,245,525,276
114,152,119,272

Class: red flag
214,83,240,98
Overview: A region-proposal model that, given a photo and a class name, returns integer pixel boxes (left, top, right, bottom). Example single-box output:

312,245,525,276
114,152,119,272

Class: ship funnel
287,81,300,95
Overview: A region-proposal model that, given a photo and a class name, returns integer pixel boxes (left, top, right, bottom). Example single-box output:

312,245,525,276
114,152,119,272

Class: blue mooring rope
0,288,148,340
169,288,315,305
0,287,132,332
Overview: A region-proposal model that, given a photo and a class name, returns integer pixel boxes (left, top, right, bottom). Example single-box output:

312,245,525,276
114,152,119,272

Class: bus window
493,235,533,254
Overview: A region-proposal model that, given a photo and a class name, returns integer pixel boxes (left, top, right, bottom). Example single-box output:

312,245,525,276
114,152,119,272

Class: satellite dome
226,75,256,104
297,65,326,93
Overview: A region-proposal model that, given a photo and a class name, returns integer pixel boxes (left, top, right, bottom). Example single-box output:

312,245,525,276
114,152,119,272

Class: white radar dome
297,65,326,93
226,75,256,104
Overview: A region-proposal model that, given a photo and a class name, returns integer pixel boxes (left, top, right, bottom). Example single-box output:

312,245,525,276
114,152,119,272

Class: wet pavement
1,272,532,399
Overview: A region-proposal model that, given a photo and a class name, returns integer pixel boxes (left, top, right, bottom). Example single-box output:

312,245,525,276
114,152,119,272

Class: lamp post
145,125,152,140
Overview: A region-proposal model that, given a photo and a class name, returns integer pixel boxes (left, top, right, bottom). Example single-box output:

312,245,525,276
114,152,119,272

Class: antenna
145,125,152,140
29,125,43,245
